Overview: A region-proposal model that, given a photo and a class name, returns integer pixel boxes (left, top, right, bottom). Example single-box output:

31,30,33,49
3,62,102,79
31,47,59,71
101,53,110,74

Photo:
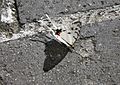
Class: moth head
55,29,62,36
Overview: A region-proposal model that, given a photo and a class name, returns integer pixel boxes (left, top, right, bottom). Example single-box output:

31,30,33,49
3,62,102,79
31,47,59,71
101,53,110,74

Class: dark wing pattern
43,39,70,72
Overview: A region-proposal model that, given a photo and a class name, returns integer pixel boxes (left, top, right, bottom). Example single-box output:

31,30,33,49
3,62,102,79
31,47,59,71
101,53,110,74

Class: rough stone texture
0,17,120,85
0,0,19,38
17,0,120,23
0,0,120,85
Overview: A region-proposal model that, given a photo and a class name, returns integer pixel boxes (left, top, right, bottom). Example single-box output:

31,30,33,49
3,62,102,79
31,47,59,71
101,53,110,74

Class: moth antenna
45,14,58,30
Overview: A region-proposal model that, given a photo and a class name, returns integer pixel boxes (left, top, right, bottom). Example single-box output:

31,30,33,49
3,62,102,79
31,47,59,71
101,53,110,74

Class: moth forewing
45,14,79,48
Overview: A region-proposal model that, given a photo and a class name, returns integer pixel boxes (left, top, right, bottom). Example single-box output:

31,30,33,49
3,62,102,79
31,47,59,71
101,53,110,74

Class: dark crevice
79,35,95,40
14,0,21,28
81,4,120,12
58,4,120,15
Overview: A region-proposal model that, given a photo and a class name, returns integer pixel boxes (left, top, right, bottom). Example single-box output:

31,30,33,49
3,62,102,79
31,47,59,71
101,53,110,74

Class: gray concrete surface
0,17,120,85
17,0,120,23
0,0,120,85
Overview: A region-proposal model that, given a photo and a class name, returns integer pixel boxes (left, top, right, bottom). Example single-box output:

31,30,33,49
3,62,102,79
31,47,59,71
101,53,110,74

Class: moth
31,14,102,73
44,14,79,50
36,14,82,72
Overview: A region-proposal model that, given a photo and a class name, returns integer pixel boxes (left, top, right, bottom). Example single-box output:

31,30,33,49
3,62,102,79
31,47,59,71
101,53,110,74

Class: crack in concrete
14,0,21,27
